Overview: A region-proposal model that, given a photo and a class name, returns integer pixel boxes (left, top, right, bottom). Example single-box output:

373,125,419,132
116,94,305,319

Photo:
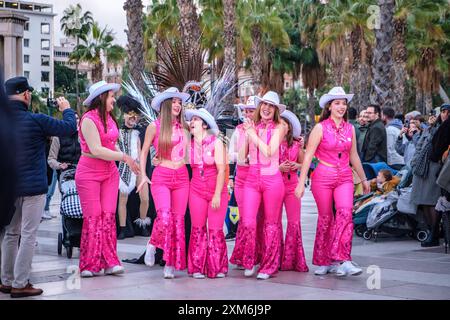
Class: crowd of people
0,75,449,299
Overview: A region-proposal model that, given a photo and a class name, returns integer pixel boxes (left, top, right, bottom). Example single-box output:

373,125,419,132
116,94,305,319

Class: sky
38,0,151,46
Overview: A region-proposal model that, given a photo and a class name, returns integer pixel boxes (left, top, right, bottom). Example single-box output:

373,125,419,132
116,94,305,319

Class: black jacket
362,118,387,163
11,100,77,197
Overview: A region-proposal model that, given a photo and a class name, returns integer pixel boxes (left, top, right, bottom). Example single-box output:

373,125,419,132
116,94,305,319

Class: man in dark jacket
0,77,76,298
361,104,388,163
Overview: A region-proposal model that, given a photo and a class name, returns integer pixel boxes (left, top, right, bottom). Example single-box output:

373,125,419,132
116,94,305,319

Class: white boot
144,243,156,267
336,261,363,277
193,273,205,279
244,266,258,277
216,273,226,279
314,265,335,276
105,265,125,275
164,266,175,279
256,273,270,280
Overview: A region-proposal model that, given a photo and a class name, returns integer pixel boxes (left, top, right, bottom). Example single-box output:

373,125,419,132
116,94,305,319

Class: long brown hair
87,91,119,133
281,117,294,147
157,98,188,160
254,103,281,124
319,100,348,123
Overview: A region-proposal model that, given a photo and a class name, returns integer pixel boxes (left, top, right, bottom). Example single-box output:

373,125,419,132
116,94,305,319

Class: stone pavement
1,187,449,300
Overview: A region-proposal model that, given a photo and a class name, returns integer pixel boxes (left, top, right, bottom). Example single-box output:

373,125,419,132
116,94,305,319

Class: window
20,3,33,10
285,81,291,89
41,87,49,94
41,55,50,66
41,71,49,82
24,55,29,64
24,71,30,79
24,39,29,48
5,2,19,9
24,22,29,31
41,39,50,50
41,23,50,34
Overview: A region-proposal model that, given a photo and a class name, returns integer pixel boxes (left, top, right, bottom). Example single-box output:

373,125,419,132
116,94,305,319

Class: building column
16,36,23,76
3,36,17,79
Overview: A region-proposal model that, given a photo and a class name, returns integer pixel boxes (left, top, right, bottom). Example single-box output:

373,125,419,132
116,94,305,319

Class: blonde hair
157,99,187,160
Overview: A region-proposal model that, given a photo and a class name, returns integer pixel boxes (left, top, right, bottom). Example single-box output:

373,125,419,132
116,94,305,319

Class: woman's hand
123,154,140,175
362,180,371,194
295,183,305,199
136,174,151,193
289,161,302,171
152,156,161,166
211,193,221,209
228,179,234,190
279,161,291,173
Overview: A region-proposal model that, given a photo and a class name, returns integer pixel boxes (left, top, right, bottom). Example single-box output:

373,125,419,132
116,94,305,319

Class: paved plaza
1,187,449,300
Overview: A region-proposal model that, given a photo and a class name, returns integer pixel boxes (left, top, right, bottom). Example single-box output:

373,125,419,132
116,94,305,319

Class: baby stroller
57,167,83,259
353,166,428,242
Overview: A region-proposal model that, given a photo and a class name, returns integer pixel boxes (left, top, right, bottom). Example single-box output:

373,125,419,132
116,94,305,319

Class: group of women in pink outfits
75,80,370,281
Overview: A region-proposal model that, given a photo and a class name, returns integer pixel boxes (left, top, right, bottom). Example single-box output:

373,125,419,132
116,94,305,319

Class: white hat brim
185,109,219,134
236,103,256,110
319,94,354,109
151,92,190,112
83,83,121,107
281,110,302,138
254,96,286,114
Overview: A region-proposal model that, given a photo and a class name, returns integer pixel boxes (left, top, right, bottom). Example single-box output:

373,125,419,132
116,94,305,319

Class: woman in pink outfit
76,81,140,278
295,87,370,277
136,87,191,279
231,91,287,280
279,110,309,272
185,108,229,279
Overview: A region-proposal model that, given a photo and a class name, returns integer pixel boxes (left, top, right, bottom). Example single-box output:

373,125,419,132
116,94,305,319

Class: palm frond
122,76,157,124
203,65,238,118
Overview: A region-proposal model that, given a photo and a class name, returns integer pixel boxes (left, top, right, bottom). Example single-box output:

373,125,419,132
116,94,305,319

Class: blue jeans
44,169,57,211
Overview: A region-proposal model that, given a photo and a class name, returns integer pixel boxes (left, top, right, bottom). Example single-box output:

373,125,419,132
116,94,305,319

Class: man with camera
0,76,77,298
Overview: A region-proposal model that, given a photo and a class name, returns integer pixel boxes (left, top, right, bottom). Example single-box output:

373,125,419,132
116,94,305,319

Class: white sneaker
216,273,226,279
244,266,258,277
256,273,270,280
336,261,362,277
80,270,94,278
164,266,175,279
93,269,104,276
42,210,52,220
144,243,156,267
105,265,125,275
314,265,336,276
193,273,206,279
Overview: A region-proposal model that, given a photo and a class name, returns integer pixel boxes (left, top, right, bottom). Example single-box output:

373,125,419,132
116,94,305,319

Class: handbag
397,187,418,215
436,146,450,193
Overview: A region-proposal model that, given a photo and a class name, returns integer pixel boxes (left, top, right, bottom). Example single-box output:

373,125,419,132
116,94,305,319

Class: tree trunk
415,86,423,113
75,37,81,115
392,18,408,114
371,0,395,109
251,25,262,95
92,62,103,83
307,87,316,125
223,0,237,114
177,0,201,52
424,91,433,115
124,0,146,92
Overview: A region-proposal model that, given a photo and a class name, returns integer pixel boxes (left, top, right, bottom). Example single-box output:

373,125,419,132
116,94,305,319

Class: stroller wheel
363,230,373,241
355,225,366,237
417,230,429,242
57,233,63,255
66,246,73,259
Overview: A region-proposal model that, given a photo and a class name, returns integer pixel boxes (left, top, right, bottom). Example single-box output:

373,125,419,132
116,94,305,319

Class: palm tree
238,0,290,94
371,0,396,109
318,0,374,111
60,3,94,114
176,0,201,51
124,0,146,92
71,22,126,83
223,0,237,112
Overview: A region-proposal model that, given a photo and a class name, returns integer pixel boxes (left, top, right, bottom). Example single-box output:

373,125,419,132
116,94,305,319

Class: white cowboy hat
319,87,354,109
254,91,287,114
83,80,121,107
185,108,219,135
281,110,302,139
236,96,257,110
151,87,190,112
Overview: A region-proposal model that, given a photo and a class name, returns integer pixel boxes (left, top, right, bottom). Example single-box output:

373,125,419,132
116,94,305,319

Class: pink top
280,139,302,173
79,109,119,154
249,120,281,175
315,118,353,167
152,119,186,162
233,124,249,168
190,134,217,176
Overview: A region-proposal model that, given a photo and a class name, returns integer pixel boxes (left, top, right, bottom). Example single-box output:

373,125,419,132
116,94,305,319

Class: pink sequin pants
231,167,285,275
150,166,189,271
280,173,309,272
188,171,228,278
75,156,121,273
311,164,354,266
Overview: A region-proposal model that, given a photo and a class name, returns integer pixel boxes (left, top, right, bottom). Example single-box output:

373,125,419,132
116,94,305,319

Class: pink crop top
315,118,353,167
248,121,281,170
152,119,186,161
79,109,119,153
190,134,217,175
